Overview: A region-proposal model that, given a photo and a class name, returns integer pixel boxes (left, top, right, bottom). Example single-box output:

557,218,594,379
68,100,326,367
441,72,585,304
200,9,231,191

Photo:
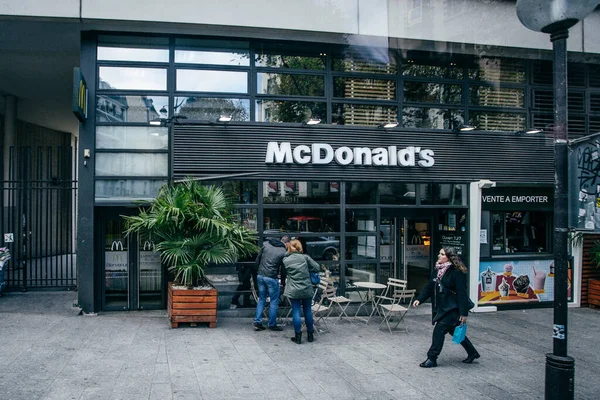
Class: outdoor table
353,281,387,324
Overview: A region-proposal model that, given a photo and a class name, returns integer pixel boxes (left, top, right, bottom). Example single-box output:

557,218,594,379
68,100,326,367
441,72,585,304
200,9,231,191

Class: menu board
439,233,466,256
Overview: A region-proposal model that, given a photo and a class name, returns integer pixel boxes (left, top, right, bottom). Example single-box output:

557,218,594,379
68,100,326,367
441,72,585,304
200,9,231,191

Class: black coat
416,266,470,325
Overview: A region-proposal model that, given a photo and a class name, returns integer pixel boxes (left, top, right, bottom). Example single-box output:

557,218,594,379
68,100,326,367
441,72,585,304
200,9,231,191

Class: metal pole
545,28,574,400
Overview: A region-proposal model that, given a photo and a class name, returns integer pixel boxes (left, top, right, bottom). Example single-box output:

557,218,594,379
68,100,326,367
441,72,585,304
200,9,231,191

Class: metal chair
311,278,332,333
370,278,407,320
378,288,415,333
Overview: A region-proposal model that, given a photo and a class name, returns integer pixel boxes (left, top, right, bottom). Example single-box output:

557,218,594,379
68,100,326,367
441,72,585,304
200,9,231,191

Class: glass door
101,212,165,311
404,218,432,291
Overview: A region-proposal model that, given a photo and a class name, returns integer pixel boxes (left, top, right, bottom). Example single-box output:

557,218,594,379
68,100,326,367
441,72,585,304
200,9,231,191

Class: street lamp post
516,1,599,400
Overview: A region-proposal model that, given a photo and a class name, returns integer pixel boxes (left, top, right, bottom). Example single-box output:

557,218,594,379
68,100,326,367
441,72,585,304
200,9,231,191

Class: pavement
0,291,599,400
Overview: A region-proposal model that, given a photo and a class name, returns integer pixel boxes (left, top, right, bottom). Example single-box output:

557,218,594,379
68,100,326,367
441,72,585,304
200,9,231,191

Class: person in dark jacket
413,247,480,368
253,236,290,331
282,239,322,344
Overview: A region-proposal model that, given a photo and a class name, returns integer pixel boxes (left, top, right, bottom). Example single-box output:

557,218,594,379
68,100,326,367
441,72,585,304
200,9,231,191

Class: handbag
310,271,321,285
452,323,467,344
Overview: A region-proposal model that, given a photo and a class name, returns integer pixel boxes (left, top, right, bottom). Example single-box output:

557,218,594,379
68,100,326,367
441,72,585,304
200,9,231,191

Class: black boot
419,359,437,368
461,337,480,363
291,332,302,344
307,331,314,343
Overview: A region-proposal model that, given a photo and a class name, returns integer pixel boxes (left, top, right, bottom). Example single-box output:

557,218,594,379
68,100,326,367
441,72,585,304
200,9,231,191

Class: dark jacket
282,253,321,299
255,238,287,279
416,265,470,325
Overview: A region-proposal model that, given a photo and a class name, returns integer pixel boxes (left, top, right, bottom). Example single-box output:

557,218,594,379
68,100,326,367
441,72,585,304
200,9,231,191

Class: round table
353,281,387,323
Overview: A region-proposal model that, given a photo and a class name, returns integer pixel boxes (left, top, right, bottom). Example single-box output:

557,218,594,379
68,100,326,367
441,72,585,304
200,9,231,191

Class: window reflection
469,111,525,131
346,209,377,232
333,52,397,74
98,47,169,62
404,82,462,104
96,153,168,177
379,183,417,205
96,126,168,150
402,60,463,79
199,180,258,204
257,73,324,96
256,53,326,69
333,77,396,100
95,95,168,123
262,181,339,204
468,57,526,83
175,50,249,66
174,97,250,121
420,184,468,205
233,208,258,232
98,67,167,91
469,86,525,108
95,180,167,201
263,209,339,233
255,100,325,123
332,103,397,126
402,107,463,129
176,70,248,93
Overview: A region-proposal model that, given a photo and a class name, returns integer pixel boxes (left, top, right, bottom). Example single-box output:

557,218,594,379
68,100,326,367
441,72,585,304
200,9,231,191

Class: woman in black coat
413,247,480,368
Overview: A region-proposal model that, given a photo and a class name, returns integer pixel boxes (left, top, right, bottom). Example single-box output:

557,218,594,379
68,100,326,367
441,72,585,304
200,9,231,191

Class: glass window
469,86,525,108
402,107,463,129
263,209,339,233
346,263,377,285
255,53,326,70
469,111,525,131
257,73,324,96
98,46,169,62
332,52,397,74
96,153,168,177
233,208,258,232
292,235,340,262
95,179,167,201
333,77,396,100
439,210,467,233
402,60,463,79
174,97,250,121
421,184,468,205
346,182,378,204
176,70,248,93
175,50,249,66
468,57,526,83
346,209,377,232
98,67,167,91
95,95,169,123
379,183,417,205
262,181,340,205
332,103,397,126
255,100,325,123
199,180,258,204
492,211,550,254
96,126,168,150
404,82,462,104
346,237,377,260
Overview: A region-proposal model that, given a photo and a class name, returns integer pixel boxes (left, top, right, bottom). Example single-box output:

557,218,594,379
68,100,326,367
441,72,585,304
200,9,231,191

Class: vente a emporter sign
265,142,435,167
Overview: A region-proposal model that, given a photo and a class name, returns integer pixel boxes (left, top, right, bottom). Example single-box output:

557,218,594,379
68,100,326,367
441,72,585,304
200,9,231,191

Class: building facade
1,1,599,313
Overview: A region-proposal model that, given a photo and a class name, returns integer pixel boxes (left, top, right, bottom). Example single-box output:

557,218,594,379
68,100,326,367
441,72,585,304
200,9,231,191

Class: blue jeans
290,297,314,334
254,275,280,327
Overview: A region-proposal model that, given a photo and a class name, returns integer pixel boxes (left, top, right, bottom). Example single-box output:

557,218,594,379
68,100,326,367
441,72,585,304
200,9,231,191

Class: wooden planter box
589,279,600,308
168,283,218,328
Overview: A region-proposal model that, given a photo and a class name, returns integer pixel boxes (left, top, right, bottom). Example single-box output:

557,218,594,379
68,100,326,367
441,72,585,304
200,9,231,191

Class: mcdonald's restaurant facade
61,5,600,314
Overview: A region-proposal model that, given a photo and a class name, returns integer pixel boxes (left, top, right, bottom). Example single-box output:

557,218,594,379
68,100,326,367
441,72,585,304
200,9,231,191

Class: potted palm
124,179,258,328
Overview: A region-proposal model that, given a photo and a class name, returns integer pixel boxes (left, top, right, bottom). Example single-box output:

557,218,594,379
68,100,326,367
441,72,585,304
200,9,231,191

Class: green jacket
282,252,321,299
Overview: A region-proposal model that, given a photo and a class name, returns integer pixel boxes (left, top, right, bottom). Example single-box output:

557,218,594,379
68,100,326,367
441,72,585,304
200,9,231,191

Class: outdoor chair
370,278,408,320
311,278,332,333
322,282,353,323
378,288,416,333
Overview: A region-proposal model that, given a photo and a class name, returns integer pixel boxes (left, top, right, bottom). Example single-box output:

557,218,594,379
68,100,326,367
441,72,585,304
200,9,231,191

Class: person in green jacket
283,239,322,344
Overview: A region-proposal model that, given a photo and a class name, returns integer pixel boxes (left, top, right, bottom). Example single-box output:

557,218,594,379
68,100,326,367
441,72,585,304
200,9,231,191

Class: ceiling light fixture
217,115,232,123
303,118,321,125
378,121,399,129
452,124,475,133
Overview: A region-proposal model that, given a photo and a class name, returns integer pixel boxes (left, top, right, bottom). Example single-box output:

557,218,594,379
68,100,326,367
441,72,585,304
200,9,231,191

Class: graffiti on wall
575,138,600,230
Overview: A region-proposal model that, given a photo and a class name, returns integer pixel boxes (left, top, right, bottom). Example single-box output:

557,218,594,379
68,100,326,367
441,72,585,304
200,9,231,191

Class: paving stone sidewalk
0,291,599,400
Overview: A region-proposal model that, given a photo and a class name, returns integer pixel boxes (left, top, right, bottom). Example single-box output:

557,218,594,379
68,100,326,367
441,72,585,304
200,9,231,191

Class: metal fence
1,146,77,290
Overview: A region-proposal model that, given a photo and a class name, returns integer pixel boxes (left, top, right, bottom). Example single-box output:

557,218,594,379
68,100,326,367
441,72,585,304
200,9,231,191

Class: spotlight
378,121,399,129
149,118,165,126
453,124,475,133
303,118,321,125
217,115,232,123
515,128,544,136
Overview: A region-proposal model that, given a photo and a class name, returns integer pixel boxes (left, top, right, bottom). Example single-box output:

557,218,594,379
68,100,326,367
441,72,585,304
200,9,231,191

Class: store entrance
99,209,165,311
380,214,433,291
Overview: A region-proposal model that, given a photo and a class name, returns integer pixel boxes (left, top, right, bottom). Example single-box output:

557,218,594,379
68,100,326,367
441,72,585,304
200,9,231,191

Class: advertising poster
440,233,466,256
478,259,566,305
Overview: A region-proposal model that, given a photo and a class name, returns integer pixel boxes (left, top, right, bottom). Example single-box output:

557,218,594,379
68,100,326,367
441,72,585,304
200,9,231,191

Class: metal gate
1,146,77,290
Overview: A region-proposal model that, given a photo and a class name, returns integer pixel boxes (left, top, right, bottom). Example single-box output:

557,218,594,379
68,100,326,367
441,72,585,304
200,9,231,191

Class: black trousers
231,266,256,306
427,321,477,361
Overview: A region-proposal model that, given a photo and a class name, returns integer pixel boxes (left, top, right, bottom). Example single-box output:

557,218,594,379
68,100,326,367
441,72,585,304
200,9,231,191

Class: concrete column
3,95,16,181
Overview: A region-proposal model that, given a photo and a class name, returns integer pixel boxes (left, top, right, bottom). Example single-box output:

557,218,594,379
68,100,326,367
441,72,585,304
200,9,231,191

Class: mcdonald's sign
72,67,88,122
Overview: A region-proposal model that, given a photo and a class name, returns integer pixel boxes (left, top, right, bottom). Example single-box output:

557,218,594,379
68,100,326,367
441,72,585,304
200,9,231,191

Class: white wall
0,0,79,18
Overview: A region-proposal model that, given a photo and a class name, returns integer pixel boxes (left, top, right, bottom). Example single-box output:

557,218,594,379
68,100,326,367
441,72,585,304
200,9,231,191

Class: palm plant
123,179,259,288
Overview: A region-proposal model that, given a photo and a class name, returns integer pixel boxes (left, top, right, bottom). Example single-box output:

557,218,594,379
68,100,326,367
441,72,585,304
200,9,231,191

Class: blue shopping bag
452,323,467,344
